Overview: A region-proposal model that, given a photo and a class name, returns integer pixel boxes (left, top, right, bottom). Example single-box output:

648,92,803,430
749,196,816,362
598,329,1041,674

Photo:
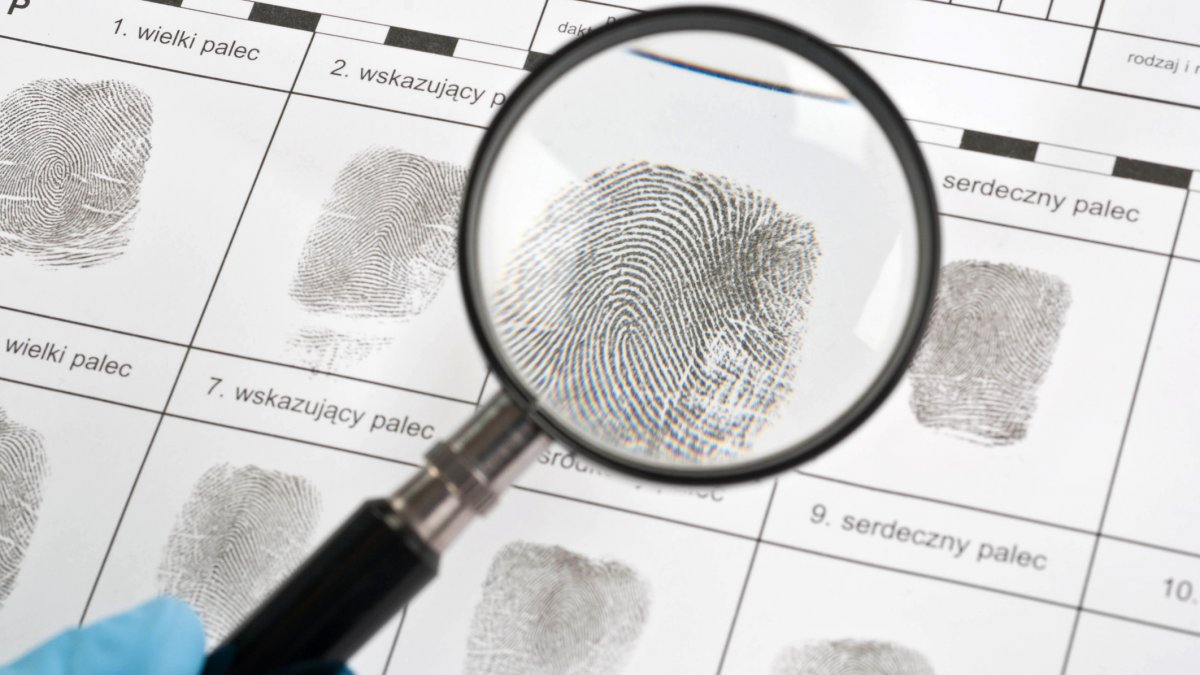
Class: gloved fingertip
144,596,205,639
0,597,207,675
137,596,207,675
74,596,206,675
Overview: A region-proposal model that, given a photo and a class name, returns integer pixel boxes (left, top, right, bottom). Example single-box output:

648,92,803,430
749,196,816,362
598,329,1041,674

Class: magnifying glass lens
471,26,934,479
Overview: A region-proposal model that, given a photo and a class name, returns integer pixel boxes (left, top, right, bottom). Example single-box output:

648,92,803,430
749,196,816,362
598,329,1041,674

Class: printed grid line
715,480,778,675
1077,0,1109,86
1057,190,1192,673
528,0,550,51
933,0,1101,28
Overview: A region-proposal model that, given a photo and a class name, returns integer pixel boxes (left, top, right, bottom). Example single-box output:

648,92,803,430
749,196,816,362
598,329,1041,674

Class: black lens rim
459,6,940,485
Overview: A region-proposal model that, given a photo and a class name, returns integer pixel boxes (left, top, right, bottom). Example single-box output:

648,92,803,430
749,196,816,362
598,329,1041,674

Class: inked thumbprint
291,147,466,318
0,78,153,267
493,162,820,461
908,260,1071,446
288,147,466,369
465,542,651,675
0,408,49,608
773,640,936,675
157,463,322,641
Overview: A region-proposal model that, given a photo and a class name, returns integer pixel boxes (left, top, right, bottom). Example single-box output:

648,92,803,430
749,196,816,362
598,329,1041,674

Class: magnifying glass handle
202,499,436,675
201,394,547,675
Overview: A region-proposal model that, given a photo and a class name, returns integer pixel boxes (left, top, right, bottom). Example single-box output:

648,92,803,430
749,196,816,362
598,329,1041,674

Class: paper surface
2,0,1199,672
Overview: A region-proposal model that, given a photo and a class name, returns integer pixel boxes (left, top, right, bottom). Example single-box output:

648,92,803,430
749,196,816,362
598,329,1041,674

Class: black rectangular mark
524,51,549,72
248,3,321,32
960,130,1039,161
143,0,184,6
1112,157,1192,189
384,27,458,56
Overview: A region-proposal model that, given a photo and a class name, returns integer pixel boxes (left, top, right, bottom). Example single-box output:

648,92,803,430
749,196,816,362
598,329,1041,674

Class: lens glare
470,22,934,478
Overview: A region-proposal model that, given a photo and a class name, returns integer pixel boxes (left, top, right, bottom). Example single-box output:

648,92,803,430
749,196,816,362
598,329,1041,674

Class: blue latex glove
0,597,205,675
2,597,355,675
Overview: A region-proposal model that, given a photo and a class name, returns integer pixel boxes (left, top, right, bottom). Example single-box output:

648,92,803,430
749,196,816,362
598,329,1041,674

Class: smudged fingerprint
288,148,465,369
0,408,49,608
493,162,820,461
773,640,936,675
908,260,1071,446
0,78,153,267
465,542,650,675
287,327,394,373
157,463,322,641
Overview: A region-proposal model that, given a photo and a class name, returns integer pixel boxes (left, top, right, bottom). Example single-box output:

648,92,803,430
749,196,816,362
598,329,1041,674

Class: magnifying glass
204,7,939,674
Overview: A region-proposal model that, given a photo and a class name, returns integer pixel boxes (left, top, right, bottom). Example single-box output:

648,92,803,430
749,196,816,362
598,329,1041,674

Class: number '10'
1165,577,1194,602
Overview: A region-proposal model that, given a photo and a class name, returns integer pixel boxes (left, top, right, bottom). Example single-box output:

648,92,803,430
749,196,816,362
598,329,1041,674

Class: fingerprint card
389,488,756,674
720,545,1074,674
805,215,1167,530
193,95,488,402
9,0,1200,669
82,418,415,675
0,38,286,343
0,380,157,661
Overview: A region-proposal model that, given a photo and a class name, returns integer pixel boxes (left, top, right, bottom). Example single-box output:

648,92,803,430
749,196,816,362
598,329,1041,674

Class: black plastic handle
202,499,438,675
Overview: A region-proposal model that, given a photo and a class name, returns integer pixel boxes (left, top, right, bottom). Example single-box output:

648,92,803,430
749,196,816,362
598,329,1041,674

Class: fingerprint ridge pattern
0,408,49,607
287,326,394,372
157,463,322,641
494,162,819,462
290,147,466,319
465,541,651,675
909,260,1071,446
0,78,153,267
772,639,936,675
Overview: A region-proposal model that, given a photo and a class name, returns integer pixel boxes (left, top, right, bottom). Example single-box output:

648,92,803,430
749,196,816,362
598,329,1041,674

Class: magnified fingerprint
0,78,153,267
465,542,650,675
908,260,1071,446
494,162,819,461
773,640,936,674
157,463,322,641
0,408,48,608
290,147,466,319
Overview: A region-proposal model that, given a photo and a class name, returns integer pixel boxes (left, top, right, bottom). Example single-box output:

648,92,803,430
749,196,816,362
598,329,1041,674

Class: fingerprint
773,640,936,675
493,162,820,462
290,147,466,319
908,260,1071,446
157,463,322,641
0,408,48,608
0,78,153,267
465,542,650,675
287,326,394,372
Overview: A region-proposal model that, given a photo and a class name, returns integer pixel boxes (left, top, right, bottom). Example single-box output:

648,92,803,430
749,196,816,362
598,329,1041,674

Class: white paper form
2,0,1200,673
